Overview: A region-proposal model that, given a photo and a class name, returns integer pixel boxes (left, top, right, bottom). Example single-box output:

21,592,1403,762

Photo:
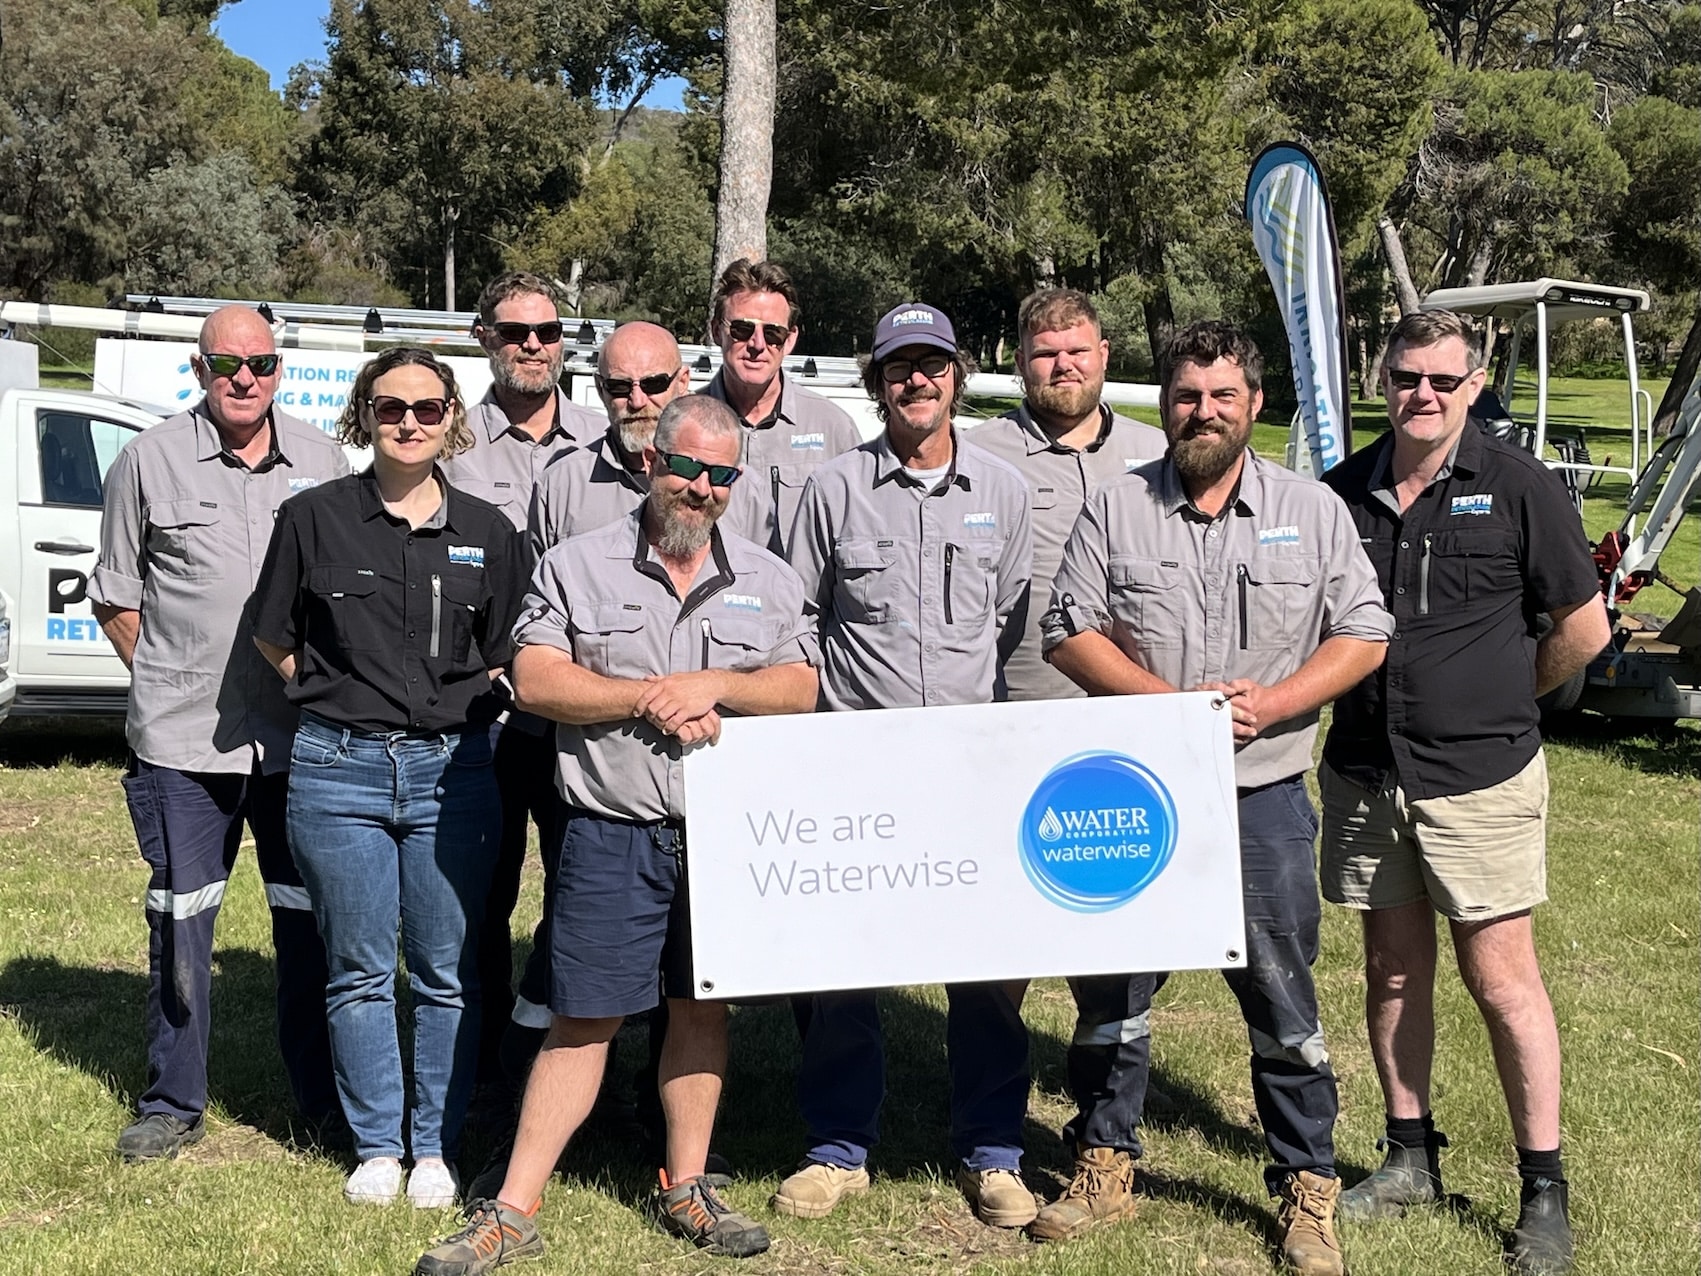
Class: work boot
116,1112,205,1163
1029,1146,1138,1242
771,1159,870,1218
1338,1131,1448,1221
1507,1178,1574,1275
955,1166,1038,1229
656,1172,771,1257
414,1198,543,1276
1276,1170,1346,1276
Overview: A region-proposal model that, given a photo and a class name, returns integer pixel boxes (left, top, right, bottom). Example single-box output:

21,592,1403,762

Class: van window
37,411,141,508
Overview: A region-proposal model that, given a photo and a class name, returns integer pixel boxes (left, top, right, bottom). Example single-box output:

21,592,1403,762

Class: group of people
90,261,1608,1276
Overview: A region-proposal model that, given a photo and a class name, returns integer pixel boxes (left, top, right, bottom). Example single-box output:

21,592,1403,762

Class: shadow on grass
1543,712,1701,778
0,948,344,1154
0,716,129,769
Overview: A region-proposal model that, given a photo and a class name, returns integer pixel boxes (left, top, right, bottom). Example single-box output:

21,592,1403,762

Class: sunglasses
368,396,449,426
488,320,564,345
201,352,280,378
597,370,679,399
880,352,953,383
725,318,791,347
1386,368,1470,393
658,450,741,487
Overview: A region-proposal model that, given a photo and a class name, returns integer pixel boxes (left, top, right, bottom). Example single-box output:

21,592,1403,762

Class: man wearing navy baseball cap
777,301,1038,1227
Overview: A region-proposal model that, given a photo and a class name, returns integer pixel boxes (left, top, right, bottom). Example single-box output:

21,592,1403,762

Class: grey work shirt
969,403,1167,701
1041,451,1392,789
442,387,603,531
88,404,351,775
788,432,1035,711
704,370,864,554
513,511,819,821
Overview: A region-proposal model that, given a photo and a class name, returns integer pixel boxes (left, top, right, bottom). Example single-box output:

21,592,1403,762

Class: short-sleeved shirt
1042,451,1392,789
514,512,819,821
704,370,864,555
441,387,602,530
788,432,1035,711
88,405,350,775
250,469,529,735
969,403,1167,701
1320,426,1600,799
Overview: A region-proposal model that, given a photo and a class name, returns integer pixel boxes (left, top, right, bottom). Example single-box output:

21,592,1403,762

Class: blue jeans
286,713,498,1162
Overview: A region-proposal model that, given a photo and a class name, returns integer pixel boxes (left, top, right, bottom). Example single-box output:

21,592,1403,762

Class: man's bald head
597,321,689,455
193,305,282,437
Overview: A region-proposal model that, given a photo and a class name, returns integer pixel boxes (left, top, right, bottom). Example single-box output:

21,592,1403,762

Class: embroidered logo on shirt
964,512,998,530
1451,494,1494,516
723,593,764,613
1257,525,1301,545
448,545,485,567
791,433,825,450
287,477,320,492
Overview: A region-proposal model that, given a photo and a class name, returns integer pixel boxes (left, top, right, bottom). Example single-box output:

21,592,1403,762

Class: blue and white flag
1245,142,1352,473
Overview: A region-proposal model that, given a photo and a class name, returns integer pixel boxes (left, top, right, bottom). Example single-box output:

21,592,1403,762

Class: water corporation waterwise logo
1019,752,1177,913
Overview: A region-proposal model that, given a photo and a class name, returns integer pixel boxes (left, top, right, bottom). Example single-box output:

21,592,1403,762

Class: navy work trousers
1063,777,1337,1191
122,757,337,1125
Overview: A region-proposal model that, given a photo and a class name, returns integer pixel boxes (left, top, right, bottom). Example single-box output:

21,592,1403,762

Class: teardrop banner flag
1245,142,1352,473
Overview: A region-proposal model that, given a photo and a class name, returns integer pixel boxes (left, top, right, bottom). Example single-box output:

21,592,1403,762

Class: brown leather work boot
1276,1170,1346,1276
1028,1146,1138,1242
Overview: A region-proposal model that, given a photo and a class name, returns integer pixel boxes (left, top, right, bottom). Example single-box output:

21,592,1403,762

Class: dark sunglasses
489,320,564,345
880,352,952,383
597,370,679,399
200,352,280,378
658,450,741,487
725,318,791,347
1386,368,1470,393
368,396,449,426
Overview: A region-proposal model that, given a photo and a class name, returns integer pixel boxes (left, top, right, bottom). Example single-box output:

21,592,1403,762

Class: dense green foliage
2,0,1695,379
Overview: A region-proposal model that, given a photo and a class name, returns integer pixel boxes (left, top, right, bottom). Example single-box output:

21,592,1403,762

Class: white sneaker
407,1157,460,1209
344,1157,403,1205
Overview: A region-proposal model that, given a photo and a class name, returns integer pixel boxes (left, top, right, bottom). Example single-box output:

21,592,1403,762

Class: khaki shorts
1319,750,1548,921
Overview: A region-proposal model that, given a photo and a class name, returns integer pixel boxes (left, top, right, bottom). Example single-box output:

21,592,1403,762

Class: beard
652,484,724,557
616,409,660,456
887,384,950,432
1167,419,1251,485
493,349,564,396
1027,371,1104,423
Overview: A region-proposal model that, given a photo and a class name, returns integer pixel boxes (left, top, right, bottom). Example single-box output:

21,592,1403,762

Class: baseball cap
871,302,958,361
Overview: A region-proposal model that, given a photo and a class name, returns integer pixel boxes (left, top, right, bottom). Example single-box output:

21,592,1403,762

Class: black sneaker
1338,1132,1448,1222
414,1198,543,1276
655,1172,770,1257
465,1128,517,1205
116,1112,205,1163
1507,1177,1574,1275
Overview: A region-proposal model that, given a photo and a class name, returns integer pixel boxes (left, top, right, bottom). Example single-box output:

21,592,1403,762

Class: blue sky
213,0,686,108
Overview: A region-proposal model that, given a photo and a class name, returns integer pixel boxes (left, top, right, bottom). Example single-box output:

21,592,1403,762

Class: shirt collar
192,403,287,469
475,387,567,444
1010,401,1115,456
1368,425,1476,504
871,429,973,492
592,429,649,491
1156,450,1258,519
708,368,792,429
625,504,738,611
356,465,459,531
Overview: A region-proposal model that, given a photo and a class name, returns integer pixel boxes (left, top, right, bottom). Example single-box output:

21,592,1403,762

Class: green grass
0,380,1695,1273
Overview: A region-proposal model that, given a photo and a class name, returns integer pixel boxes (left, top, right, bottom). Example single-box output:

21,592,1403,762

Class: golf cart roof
1421,278,1650,323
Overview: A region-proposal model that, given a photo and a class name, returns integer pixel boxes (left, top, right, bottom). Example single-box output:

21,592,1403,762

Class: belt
301,710,448,742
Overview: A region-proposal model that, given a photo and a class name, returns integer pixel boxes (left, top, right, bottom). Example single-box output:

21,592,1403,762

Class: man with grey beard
417,395,819,1273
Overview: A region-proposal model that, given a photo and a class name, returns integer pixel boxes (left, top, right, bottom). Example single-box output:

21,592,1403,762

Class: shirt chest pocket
436,576,485,664
1029,485,1059,513
145,498,225,581
1238,557,1322,650
453,479,524,530
309,566,383,654
703,616,772,673
1107,558,1188,648
833,538,899,624
944,540,1001,628
1420,527,1516,613
571,601,651,679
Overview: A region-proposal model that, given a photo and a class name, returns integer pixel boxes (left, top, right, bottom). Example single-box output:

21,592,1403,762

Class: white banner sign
682,692,1245,998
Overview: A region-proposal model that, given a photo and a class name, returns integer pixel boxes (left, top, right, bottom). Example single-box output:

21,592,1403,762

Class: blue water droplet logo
1019,752,1177,913
175,389,193,400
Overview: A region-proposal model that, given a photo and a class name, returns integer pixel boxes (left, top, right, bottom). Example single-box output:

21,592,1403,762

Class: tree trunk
1378,215,1422,315
1465,231,1494,288
711,0,776,303
564,258,585,316
1653,299,1701,438
443,202,458,312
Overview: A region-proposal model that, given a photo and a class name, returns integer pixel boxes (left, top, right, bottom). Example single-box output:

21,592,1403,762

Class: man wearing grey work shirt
777,302,1039,1230
703,258,863,554
88,305,348,1162
1042,321,1390,1276
445,272,607,1089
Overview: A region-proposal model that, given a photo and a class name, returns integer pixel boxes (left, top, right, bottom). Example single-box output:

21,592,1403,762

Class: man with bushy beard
416,394,819,1274
1040,321,1391,1275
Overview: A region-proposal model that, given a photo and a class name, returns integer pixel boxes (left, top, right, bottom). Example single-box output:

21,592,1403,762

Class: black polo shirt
252,469,529,734
1320,425,1599,800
